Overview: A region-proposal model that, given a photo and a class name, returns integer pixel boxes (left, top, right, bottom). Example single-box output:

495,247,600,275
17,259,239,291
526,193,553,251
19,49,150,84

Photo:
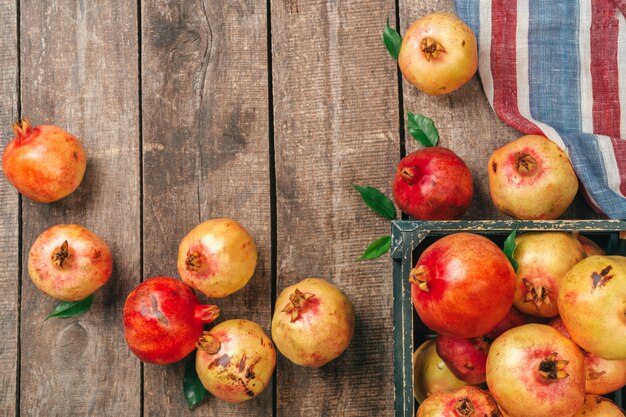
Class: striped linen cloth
455,0,626,219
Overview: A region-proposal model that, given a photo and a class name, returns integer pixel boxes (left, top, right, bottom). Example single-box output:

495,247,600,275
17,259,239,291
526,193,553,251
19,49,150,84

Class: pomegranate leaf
358,235,392,260
352,183,396,220
407,112,439,147
383,20,402,60
504,229,519,272
46,295,94,320
183,352,207,409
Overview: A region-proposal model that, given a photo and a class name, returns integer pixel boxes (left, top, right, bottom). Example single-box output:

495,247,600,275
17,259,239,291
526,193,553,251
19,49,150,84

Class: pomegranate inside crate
391,220,626,417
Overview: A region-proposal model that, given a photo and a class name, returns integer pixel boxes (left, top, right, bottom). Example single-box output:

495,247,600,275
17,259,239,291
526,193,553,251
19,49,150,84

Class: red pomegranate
28,224,112,301
392,147,473,220
575,235,606,257
271,278,355,368
2,117,86,202
485,307,528,340
486,324,585,417
549,317,626,395
416,386,502,417
410,233,516,338
196,319,276,403
123,277,219,364
436,335,490,384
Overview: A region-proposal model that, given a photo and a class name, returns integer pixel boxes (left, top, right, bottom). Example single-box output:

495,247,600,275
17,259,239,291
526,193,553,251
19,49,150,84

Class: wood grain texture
19,1,141,415
0,1,18,415
271,0,398,415
141,0,271,415
399,0,598,220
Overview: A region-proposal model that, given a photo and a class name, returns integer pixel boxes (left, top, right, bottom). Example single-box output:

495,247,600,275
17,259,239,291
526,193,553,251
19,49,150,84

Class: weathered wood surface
141,0,271,415
18,0,141,415
0,1,18,416
0,0,604,416
271,0,399,415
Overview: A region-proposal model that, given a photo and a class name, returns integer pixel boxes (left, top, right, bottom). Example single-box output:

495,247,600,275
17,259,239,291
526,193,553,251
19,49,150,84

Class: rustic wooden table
0,0,597,416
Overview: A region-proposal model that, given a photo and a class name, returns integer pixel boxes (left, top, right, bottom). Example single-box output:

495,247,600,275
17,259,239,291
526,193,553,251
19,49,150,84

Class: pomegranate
196,319,275,403
512,232,586,318
558,255,626,360
549,317,626,395
398,12,478,96
28,224,112,301
123,277,219,364
572,395,626,417
575,235,606,257
177,218,257,298
392,147,473,220
410,233,516,338
487,135,578,219
413,339,468,403
416,386,502,417
486,324,585,417
2,117,86,202
271,278,355,368
436,335,490,384
485,307,528,340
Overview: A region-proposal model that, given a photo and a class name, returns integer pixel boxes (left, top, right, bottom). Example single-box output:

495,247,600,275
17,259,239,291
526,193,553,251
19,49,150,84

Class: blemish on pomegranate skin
492,161,497,173
210,354,230,368
237,354,247,372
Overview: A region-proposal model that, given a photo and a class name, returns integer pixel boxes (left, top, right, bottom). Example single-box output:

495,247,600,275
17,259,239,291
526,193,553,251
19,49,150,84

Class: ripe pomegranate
196,319,275,403
28,224,112,301
549,317,626,395
572,395,626,417
558,255,626,360
487,135,579,219
398,12,478,96
2,117,86,202
575,235,606,257
486,324,585,417
512,232,586,318
410,233,516,338
485,307,528,340
123,277,219,364
177,218,257,298
271,278,354,368
413,339,468,403
416,386,502,417
392,147,473,220
436,335,490,384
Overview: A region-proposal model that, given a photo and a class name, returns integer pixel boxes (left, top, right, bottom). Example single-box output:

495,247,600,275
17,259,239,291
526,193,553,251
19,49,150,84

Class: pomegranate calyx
420,37,446,61
522,279,551,311
515,153,537,175
196,331,221,354
51,240,71,267
185,250,203,272
282,288,315,323
11,117,31,140
194,304,220,324
538,352,569,381
409,265,430,293
399,167,416,184
454,397,475,416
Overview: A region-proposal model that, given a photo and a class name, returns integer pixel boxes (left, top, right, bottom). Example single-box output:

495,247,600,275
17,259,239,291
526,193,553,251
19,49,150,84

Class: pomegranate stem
281,289,315,322
409,265,430,292
196,331,221,354
194,304,220,323
11,117,31,140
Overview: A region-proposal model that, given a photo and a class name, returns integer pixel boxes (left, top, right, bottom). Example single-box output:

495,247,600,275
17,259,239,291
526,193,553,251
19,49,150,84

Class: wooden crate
391,220,626,417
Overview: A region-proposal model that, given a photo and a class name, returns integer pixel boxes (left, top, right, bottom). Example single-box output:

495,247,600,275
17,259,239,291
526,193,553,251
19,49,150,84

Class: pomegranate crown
282,288,315,322
11,117,32,139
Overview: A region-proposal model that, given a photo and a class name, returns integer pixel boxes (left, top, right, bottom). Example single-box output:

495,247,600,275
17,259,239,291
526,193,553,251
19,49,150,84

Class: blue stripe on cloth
455,0,481,39
527,0,582,135
563,133,626,218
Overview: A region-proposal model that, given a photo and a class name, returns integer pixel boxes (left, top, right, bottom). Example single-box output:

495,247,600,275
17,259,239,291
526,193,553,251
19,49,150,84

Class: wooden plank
399,0,598,220
19,1,141,415
141,1,271,415
0,1,19,415
271,0,398,415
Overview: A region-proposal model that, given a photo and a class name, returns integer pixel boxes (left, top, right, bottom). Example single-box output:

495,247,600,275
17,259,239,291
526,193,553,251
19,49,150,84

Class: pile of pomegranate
410,231,625,417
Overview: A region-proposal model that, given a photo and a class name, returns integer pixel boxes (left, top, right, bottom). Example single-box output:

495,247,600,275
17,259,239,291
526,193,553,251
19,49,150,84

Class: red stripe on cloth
607,136,626,196
591,0,621,137
490,0,542,135
610,0,626,18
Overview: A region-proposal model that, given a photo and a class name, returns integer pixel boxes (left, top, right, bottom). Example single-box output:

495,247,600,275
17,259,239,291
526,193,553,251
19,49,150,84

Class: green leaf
383,20,402,60
503,229,519,272
352,184,396,220
46,295,94,320
407,112,439,147
183,353,207,410
358,235,392,260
